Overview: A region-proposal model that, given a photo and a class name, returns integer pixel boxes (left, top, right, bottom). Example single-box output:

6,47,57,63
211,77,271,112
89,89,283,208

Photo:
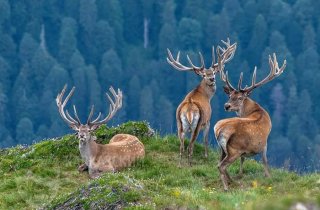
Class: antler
215,38,237,72
221,53,287,94
166,49,206,75
87,86,123,127
56,85,81,128
166,38,237,75
240,53,286,93
220,69,236,91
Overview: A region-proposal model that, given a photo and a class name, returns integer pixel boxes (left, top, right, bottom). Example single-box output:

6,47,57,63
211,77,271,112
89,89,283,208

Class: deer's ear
223,85,232,95
70,124,79,131
195,69,205,77
244,91,251,97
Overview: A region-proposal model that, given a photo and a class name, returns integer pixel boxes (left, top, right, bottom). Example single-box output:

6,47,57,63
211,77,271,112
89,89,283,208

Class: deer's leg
78,163,88,172
220,147,227,162
89,166,102,179
179,131,186,166
217,135,231,181
262,145,271,177
238,156,245,178
188,122,201,166
218,148,231,182
178,117,188,166
203,122,210,158
218,149,242,191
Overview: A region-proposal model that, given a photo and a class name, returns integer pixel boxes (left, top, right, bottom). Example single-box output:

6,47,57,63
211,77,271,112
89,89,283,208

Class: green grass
0,121,319,209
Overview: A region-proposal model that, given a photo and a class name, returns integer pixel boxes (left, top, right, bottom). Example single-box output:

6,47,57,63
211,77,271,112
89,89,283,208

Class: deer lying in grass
214,53,286,190
167,39,237,165
56,85,145,178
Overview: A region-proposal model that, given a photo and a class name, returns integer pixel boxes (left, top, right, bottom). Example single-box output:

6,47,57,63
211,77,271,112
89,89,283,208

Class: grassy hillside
0,122,319,210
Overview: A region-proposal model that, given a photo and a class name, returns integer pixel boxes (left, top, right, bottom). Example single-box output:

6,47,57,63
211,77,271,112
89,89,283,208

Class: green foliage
15,117,35,145
178,17,202,50
1,0,320,174
95,121,153,144
0,122,319,209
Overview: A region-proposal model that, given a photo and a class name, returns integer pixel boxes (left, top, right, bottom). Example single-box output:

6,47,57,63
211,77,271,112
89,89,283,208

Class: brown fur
167,39,237,166
214,96,272,191
178,81,212,129
215,52,286,190
56,85,144,179
177,79,215,165
81,134,145,178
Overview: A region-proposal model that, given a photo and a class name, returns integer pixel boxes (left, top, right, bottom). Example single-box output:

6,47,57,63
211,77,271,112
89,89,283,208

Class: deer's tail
185,99,200,125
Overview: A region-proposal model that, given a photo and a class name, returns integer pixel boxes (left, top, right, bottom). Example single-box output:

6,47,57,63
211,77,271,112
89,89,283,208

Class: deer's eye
238,97,243,100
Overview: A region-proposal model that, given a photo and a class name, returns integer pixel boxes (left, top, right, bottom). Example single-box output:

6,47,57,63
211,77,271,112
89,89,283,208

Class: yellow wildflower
172,188,181,198
252,180,258,188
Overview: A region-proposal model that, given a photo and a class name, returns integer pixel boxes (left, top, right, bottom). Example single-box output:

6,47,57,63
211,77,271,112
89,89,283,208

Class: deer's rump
214,116,271,154
108,134,145,157
110,134,142,145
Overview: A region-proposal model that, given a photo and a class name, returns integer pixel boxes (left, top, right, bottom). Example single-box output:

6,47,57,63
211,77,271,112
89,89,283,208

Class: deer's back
94,134,145,171
214,110,271,154
108,134,145,156
178,89,212,125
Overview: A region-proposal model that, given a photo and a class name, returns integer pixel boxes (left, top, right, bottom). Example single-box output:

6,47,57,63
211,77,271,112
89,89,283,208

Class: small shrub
95,121,154,143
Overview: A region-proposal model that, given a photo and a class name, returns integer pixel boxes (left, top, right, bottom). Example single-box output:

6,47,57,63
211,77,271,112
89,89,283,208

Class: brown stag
214,53,286,190
56,85,145,178
167,39,237,165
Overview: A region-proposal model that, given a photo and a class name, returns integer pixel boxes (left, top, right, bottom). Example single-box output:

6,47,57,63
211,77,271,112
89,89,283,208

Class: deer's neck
79,135,98,165
237,97,263,118
196,79,216,100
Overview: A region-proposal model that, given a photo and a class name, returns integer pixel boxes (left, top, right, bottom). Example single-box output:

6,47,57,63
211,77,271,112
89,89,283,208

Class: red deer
167,39,237,165
214,53,286,190
56,85,145,178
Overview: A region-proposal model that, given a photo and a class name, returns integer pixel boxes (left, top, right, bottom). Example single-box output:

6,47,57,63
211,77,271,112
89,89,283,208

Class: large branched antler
166,38,237,75
221,53,287,93
87,86,123,127
56,85,123,130
240,53,286,93
166,49,206,74
56,85,81,129
215,38,237,72
220,69,237,91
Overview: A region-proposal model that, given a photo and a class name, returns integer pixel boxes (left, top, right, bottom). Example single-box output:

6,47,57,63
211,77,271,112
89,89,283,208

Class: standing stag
214,53,286,190
167,39,237,165
56,85,145,178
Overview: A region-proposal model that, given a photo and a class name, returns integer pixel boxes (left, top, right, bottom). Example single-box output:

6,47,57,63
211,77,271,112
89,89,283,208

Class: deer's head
167,38,237,88
221,54,286,114
56,85,122,142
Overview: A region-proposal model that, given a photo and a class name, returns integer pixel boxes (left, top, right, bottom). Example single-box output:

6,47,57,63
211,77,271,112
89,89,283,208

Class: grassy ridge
0,122,319,209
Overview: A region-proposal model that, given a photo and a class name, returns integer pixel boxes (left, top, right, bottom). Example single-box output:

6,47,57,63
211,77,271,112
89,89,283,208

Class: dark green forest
0,0,319,172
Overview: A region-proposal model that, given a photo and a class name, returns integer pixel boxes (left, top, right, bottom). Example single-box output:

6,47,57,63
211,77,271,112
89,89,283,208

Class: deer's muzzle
224,103,231,111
